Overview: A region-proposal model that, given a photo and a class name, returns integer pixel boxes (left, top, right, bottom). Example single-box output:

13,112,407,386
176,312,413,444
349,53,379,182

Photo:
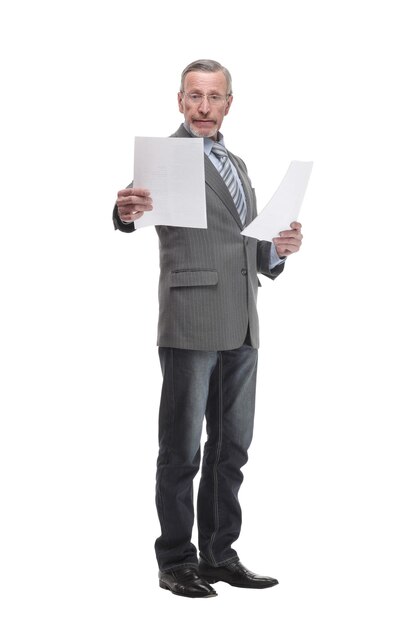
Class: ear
224,94,233,116
178,92,185,114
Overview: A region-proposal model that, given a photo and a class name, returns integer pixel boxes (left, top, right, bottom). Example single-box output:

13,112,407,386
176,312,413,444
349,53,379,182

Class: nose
198,96,210,114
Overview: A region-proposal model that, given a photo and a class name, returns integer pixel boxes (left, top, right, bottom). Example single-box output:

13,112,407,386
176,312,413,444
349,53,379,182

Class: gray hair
180,59,233,95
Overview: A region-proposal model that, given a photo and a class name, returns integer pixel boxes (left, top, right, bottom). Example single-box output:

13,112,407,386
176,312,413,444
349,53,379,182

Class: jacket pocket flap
170,270,218,288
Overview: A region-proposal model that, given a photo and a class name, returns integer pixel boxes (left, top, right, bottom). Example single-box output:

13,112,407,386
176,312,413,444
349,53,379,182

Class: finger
118,204,151,217
290,221,302,230
274,239,302,252
118,209,144,222
117,195,153,208
277,228,303,238
275,244,300,256
117,187,151,198
118,206,150,219
273,234,303,244
130,187,151,196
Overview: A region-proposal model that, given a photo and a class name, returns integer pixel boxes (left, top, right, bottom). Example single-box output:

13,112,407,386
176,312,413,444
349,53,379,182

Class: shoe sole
201,576,278,589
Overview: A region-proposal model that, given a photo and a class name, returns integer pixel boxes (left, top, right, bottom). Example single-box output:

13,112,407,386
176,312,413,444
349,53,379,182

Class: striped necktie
211,142,247,225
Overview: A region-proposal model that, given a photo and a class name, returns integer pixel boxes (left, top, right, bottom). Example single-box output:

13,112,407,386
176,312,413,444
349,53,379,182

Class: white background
1,1,416,624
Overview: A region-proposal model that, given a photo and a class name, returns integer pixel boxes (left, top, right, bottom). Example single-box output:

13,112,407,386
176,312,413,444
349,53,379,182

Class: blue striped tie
211,142,247,225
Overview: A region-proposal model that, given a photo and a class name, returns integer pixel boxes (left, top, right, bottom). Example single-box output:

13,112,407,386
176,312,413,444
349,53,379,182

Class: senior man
113,59,303,598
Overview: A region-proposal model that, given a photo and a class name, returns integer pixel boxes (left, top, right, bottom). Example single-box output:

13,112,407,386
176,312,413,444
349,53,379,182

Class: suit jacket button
241,268,247,276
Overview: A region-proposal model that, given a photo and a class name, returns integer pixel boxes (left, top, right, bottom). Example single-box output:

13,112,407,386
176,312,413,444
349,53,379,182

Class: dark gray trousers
155,338,258,571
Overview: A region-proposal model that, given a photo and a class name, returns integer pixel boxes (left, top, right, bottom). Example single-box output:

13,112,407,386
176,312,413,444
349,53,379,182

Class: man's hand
272,221,303,258
117,188,153,223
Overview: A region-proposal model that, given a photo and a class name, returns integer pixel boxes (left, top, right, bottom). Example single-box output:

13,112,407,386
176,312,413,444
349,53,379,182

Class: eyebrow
188,89,223,95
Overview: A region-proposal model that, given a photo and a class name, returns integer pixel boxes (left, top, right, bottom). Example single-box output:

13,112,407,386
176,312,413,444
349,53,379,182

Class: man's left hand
272,221,303,258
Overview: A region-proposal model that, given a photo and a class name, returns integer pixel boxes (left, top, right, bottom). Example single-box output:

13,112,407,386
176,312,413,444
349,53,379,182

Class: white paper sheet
133,137,207,229
241,161,313,241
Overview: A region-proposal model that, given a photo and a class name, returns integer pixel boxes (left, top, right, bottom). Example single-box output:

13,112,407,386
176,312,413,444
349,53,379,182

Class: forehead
183,71,227,93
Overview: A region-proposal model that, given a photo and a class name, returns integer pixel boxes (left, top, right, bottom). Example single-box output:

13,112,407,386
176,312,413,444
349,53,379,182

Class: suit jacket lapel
204,155,244,229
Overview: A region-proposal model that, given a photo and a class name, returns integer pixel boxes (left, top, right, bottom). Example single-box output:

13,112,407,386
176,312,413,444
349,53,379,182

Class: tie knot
211,142,228,161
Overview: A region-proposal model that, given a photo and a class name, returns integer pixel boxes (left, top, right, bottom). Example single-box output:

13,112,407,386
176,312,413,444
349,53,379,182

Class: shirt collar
203,133,225,157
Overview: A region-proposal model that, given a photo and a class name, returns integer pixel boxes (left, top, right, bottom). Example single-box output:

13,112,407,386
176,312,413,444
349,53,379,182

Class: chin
189,123,219,139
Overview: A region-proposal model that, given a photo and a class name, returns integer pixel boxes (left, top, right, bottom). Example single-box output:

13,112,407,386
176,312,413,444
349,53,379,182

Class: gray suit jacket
113,124,285,350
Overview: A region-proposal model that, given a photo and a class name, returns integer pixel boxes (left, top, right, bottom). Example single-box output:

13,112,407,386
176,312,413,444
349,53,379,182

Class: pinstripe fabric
113,124,285,351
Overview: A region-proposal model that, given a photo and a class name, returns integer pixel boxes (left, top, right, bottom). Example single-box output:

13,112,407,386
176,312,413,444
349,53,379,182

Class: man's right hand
116,188,153,223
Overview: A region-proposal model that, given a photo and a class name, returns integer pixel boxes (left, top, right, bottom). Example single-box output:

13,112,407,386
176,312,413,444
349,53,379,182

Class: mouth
193,119,215,125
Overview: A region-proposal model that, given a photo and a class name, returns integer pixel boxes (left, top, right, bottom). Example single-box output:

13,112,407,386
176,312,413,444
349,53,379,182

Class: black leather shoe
198,559,278,589
159,566,217,598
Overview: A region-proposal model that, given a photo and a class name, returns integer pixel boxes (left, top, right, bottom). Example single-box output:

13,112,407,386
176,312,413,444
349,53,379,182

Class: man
113,60,303,598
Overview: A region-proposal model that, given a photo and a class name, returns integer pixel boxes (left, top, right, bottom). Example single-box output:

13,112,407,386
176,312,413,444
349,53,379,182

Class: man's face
178,71,233,139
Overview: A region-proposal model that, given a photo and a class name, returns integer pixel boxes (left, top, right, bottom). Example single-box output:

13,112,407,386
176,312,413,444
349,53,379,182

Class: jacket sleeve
112,181,135,233
257,241,285,280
